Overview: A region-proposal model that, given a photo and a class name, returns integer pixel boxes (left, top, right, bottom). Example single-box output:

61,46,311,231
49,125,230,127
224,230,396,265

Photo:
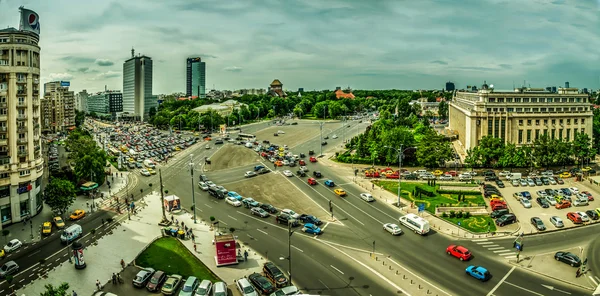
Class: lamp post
189,154,197,223
280,222,295,283
384,145,416,207
159,169,168,223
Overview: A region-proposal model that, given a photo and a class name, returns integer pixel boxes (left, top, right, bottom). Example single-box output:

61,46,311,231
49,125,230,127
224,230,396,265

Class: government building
448,82,593,150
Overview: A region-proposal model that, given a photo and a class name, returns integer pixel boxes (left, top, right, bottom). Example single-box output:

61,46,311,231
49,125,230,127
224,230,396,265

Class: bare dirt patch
253,122,342,149
225,173,329,221
210,144,261,171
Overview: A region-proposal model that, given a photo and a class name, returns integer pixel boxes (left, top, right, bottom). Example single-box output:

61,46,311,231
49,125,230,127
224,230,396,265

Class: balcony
16,79,26,84
0,59,8,66
0,127,6,133
0,115,6,121
17,126,27,132
18,150,27,157
17,114,27,120
0,103,6,108
17,138,27,144
0,139,6,146
17,89,26,95
17,102,26,108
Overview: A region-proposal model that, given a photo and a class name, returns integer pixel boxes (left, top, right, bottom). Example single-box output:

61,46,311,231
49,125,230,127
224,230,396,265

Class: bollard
389,265,392,270
410,280,414,285
375,256,378,261
403,275,407,279
419,284,422,289
382,261,385,266
427,290,431,294
396,270,399,275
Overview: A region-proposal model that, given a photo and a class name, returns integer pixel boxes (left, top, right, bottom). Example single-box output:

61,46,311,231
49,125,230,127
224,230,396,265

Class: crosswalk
471,239,517,259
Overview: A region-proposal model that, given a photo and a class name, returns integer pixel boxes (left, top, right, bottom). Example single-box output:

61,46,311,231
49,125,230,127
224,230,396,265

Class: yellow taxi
559,172,572,178
128,158,135,163
42,222,52,235
334,189,347,196
53,216,65,229
433,170,443,176
194,133,199,136
148,168,157,175
69,209,86,221
0,249,4,259
490,195,503,202
582,167,592,172
175,146,181,151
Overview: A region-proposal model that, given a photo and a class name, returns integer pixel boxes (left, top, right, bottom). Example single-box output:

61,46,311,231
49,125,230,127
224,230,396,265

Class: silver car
550,216,564,228
0,261,19,278
519,179,528,186
132,267,155,287
213,281,228,296
544,195,557,206
195,280,212,296
526,178,536,187
511,179,519,187
520,197,532,208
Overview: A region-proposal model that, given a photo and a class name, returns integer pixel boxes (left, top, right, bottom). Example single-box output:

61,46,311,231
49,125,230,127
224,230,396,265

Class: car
334,188,346,196
544,195,557,206
309,156,317,162
275,214,299,227
198,182,209,191
555,252,581,267
569,187,579,194
548,178,557,185
495,180,505,188
560,188,572,196
439,174,453,181
69,209,86,220
146,270,167,292
42,221,52,235
242,198,260,208
162,274,183,295
226,196,242,207
200,175,209,182
559,172,572,178
519,179,528,186
549,216,564,228
263,262,288,288
248,273,277,295
530,217,546,231
555,200,571,209
179,276,200,296
212,281,228,296
324,180,335,187
555,177,565,184
495,214,517,226
297,214,322,226
581,191,594,201
228,191,243,200
236,277,259,296
536,197,549,208
254,165,265,171
360,193,375,202
383,223,402,235
245,171,257,178
566,212,582,224
194,279,213,296
260,203,278,214
307,178,317,185
302,223,323,235
526,178,535,186
321,141,328,146
465,266,491,281
205,181,216,188
148,168,156,175
313,171,322,178
0,261,19,278
511,179,520,187
141,169,151,176
490,208,510,219
282,170,293,177
299,166,309,172
3,239,22,253
251,207,270,218
281,209,300,219
536,190,547,197
446,245,472,261
577,211,590,222
296,170,306,177
132,267,155,287
520,197,532,208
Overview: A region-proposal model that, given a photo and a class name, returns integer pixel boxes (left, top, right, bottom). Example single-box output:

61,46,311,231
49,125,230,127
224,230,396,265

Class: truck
507,173,521,180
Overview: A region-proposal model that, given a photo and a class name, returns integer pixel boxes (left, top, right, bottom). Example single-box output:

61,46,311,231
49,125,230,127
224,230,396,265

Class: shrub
449,210,456,218
441,212,448,218
464,212,472,218
415,186,435,197
437,189,481,195
455,211,463,218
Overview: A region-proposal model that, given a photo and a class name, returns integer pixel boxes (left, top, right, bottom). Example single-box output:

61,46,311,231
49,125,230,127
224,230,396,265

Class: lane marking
504,255,517,259
477,242,494,245
256,229,268,235
318,279,329,290
486,266,515,296
292,245,304,253
204,204,213,209
493,250,513,253
330,265,344,275
472,239,489,242
228,215,238,221
26,249,41,257
589,276,598,286
487,247,504,250
504,281,545,296
321,222,330,232
483,244,500,248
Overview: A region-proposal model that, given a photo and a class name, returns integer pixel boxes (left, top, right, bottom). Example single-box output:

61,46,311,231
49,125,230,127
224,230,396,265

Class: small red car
307,178,317,185
446,245,472,261
567,212,582,224
582,191,594,201
555,200,571,209
309,157,317,163
446,171,458,177
299,160,306,166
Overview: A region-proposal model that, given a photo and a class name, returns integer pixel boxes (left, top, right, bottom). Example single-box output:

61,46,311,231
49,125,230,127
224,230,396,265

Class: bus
399,213,430,235
238,133,256,141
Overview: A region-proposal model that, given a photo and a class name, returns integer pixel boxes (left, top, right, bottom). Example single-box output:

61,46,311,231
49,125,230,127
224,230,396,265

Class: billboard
60,81,70,87
214,234,238,266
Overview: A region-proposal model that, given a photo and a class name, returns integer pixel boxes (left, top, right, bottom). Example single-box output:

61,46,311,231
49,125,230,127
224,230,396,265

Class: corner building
449,83,593,150
0,28,44,226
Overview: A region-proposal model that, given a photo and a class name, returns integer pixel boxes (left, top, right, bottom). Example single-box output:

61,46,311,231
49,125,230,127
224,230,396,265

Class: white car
283,170,293,177
383,223,402,235
205,145,211,149
332,134,338,139
544,195,557,206
277,130,285,134
499,171,511,177
236,278,258,296
281,209,301,219
4,239,22,253
282,160,290,166
549,178,557,185
245,171,257,178
467,171,478,176
439,174,453,181
577,211,590,222
520,197,532,208
536,190,547,197
360,193,374,202
140,169,151,176
198,182,209,191
299,166,309,172
569,187,579,194
206,181,216,187
225,196,242,207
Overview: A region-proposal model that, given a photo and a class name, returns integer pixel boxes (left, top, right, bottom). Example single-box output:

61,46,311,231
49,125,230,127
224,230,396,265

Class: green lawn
373,181,485,213
442,216,497,233
136,237,220,281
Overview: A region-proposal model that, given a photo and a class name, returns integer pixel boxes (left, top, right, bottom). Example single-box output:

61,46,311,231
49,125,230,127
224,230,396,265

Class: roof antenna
131,47,135,58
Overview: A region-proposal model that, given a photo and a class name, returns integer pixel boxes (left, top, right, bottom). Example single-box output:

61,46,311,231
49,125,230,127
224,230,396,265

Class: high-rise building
87,90,123,120
0,8,45,226
41,81,75,133
75,89,89,113
186,57,206,99
123,49,155,121
565,82,570,88
445,81,455,91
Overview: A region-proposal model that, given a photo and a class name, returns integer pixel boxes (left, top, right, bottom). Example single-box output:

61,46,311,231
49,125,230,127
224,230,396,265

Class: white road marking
292,245,304,253
26,249,41,257
330,265,344,275
493,249,513,253
504,281,545,296
589,276,598,286
477,242,495,245
321,222,330,232
504,255,517,259
486,266,515,296
483,244,500,248
318,279,329,289
228,215,238,221
256,229,268,235
204,204,213,208
472,239,488,242
487,247,504,250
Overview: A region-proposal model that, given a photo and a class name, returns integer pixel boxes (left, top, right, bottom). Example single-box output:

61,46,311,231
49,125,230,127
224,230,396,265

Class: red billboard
214,234,237,266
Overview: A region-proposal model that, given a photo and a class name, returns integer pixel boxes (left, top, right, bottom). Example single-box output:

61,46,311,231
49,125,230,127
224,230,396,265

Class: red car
567,212,582,224
309,157,317,163
582,191,594,201
446,245,472,261
307,178,317,185
299,160,306,166
446,171,458,177
555,200,571,209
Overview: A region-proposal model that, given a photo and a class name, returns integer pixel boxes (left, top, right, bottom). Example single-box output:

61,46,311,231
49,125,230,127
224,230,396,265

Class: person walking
72,291,77,296
191,232,195,243
112,273,117,284
193,244,197,253
117,273,122,283
96,279,101,291
120,259,125,269
244,249,248,262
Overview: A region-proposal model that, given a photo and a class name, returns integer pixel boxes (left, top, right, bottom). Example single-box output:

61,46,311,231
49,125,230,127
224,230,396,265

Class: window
524,108,531,112
507,108,514,112
551,129,556,139
19,200,29,217
559,119,563,125
531,98,537,103
541,108,546,112
575,119,578,124
494,119,500,138
527,130,532,143
524,98,530,103
548,108,554,112
544,129,548,136
574,128,578,134
507,98,513,103
567,119,571,125
518,120,523,126
539,98,545,103
533,108,539,112
527,120,531,126
1,204,11,223
581,128,585,134
558,129,563,139
552,119,556,125
488,119,493,135
535,120,539,126
0,173,8,179
582,119,585,124
500,119,506,139
544,119,548,125
569,98,574,103
489,98,495,103
566,129,571,140
19,170,30,176
516,108,523,112
535,129,540,140
498,98,504,103
518,130,523,143
486,108,491,112
515,98,521,103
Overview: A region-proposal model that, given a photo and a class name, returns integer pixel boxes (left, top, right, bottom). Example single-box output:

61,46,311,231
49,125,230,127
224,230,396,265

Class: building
237,88,266,96
75,89,88,113
445,81,455,91
0,8,45,226
334,87,355,99
448,82,593,150
186,57,206,99
87,90,123,119
41,81,75,133
267,79,287,97
565,82,570,88
122,49,156,121
192,99,247,117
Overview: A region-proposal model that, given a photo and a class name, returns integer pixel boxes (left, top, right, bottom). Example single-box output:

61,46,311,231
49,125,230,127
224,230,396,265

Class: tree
532,134,554,169
74,110,85,127
44,178,76,215
416,130,453,168
40,283,70,296
149,106,157,117
438,100,448,120
572,132,595,165
471,136,505,167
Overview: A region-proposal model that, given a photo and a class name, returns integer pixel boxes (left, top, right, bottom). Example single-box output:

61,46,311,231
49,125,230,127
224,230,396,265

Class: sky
1,0,599,94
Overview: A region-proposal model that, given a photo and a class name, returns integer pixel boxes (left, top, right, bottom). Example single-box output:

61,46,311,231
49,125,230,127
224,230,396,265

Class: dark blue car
254,165,265,171
298,214,322,225
465,266,491,282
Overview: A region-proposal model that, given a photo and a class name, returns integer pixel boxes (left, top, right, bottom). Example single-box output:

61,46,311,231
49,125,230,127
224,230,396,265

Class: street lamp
279,223,295,283
189,154,197,223
384,145,417,207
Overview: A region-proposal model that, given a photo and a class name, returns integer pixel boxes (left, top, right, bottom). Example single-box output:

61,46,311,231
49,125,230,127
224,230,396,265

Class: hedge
437,189,482,195
415,186,435,197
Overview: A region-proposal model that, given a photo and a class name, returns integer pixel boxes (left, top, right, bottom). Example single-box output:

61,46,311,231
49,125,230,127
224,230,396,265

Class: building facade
268,79,287,97
123,51,155,121
186,57,206,99
41,81,75,133
87,90,123,119
445,81,455,91
0,27,44,226
75,89,89,113
449,83,593,150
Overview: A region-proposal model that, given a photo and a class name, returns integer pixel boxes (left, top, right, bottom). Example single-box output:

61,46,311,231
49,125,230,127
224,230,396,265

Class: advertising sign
60,81,70,87
164,195,181,213
214,234,237,266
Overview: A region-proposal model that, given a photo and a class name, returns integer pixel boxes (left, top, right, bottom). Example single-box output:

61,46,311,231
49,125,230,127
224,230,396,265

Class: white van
144,159,155,169
507,173,521,180
399,214,430,235
245,142,253,148
61,224,83,244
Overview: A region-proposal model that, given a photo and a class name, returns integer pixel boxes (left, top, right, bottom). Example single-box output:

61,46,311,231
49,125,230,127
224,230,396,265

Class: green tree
438,100,448,120
40,282,70,296
572,132,595,165
44,178,76,215
74,110,85,127
149,106,157,117
532,134,554,169
474,135,505,167
416,130,453,168
498,143,529,169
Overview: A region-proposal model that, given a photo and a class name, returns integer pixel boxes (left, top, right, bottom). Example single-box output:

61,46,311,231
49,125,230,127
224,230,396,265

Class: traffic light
513,241,517,248
520,244,524,251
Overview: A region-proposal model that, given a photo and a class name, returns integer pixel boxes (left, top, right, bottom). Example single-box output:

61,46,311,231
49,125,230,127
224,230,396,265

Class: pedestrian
576,268,581,278
101,218,104,225
193,244,197,252
96,279,101,290
120,258,125,269
117,273,122,283
191,232,195,243
244,249,248,262
171,214,174,223
372,183,374,190
112,273,117,284
72,290,77,296
181,221,185,228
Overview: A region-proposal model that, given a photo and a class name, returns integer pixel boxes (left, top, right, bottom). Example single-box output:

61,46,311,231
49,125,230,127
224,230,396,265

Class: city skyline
0,0,599,94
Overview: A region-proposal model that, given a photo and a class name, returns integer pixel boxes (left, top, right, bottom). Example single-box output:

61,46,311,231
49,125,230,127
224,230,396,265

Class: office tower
123,49,155,121
445,81,455,91
186,57,206,99
87,90,123,120
75,89,89,113
42,81,75,133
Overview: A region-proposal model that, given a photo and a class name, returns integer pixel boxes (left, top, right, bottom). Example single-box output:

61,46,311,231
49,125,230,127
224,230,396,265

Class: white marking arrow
541,284,571,294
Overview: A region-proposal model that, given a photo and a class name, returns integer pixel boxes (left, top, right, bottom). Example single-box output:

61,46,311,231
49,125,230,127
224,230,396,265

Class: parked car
3,239,22,253
263,262,288,288
549,216,564,228
194,280,213,296
248,273,277,295
146,270,166,292
132,267,155,287
530,217,546,231
495,214,517,226
250,207,270,218
586,210,599,220
260,203,278,214
566,212,583,224
236,277,258,296
536,197,550,208
161,274,183,295
520,197,532,208
555,251,581,267
0,261,19,278
179,276,200,296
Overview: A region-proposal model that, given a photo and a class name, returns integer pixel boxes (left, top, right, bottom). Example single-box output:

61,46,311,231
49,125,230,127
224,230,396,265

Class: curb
508,261,595,291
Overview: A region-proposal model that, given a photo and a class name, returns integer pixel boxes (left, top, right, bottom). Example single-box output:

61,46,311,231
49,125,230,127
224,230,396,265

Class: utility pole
159,169,167,223
319,122,324,157
288,222,293,283
189,154,197,223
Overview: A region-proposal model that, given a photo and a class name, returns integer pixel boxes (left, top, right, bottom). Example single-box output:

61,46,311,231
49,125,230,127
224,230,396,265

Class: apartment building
41,81,75,133
448,82,593,150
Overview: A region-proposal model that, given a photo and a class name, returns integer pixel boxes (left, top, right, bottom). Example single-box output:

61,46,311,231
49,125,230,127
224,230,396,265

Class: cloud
223,66,243,72
431,60,448,65
96,71,121,79
189,54,218,59
95,59,114,66
498,64,512,69
48,73,74,81
68,67,99,74
59,56,96,64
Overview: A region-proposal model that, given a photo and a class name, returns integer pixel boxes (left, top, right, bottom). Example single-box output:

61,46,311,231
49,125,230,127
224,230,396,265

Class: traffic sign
418,204,425,212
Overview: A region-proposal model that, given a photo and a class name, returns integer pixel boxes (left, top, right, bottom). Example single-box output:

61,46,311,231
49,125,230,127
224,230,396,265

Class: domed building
268,79,287,97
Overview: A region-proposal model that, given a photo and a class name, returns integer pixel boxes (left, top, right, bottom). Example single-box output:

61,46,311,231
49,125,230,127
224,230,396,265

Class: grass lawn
442,216,497,233
136,237,220,282
373,181,485,213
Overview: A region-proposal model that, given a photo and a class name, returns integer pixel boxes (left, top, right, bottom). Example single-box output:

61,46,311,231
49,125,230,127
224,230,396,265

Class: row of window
488,97,587,103
487,106,589,112
517,129,586,144
519,118,586,126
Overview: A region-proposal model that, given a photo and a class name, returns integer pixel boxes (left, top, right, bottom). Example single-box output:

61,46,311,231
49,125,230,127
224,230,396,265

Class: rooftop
270,79,282,86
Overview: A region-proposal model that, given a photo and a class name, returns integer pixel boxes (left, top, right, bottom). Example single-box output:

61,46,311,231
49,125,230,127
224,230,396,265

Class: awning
80,182,98,191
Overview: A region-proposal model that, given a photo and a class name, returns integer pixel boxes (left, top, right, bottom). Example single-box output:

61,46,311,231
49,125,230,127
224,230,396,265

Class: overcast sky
1,0,599,94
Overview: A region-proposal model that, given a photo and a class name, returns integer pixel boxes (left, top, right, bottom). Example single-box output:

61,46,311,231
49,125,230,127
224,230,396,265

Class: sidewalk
16,191,266,296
